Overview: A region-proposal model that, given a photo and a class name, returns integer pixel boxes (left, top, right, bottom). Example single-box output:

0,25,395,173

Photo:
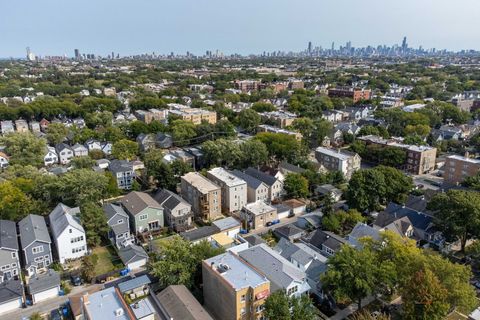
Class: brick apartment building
328,87,372,103
444,154,480,185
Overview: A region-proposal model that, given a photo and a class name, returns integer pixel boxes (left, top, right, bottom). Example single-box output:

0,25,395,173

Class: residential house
278,161,305,176
39,119,50,132
0,121,14,135
295,212,322,230
72,143,88,157
43,147,58,166
245,167,284,201
241,201,278,231
29,121,41,133
118,244,148,270
322,110,344,123
101,142,113,155
315,184,343,202
119,191,164,235
55,143,74,165
180,172,222,221
315,147,361,180
26,269,61,304
156,285,213,320
257,124,302,140
346,223,381,248
0,279,24,314
14,120,28,133
207,168,247,214
180,226,218,245
84,139,102,152
48,203,87,264
231,170,270,203
328,87,372,103
238,244,311,297
282,199,307,216
109,160,135,190
306,229,348,257
154,189,193,232
136,134,155,152
18,214,53,276
81,286,132,320
0,152,8,169
341,106,371,122
103,203,134,249
0,220,21,282
274,238,328,297
203,251,270,320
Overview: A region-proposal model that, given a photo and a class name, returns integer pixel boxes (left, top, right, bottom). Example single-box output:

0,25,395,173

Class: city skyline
1,0,480,58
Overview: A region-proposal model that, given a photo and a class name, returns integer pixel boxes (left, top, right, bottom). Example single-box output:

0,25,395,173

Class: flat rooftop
315,147,355,161
182,172,220,194
447,154,480,164
244,201,276,216
84,287,130,320
204,251,268,290
208,167,246,187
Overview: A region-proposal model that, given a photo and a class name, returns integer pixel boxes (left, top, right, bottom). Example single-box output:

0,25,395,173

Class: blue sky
1,0,479,57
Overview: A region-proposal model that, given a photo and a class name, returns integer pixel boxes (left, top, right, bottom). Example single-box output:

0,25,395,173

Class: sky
1,0,479,58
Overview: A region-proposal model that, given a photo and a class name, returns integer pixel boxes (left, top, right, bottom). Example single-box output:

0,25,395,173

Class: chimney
465,151,470,158
83,293,90,305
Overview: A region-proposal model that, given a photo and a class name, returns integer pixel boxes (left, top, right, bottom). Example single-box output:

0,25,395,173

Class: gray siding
24,241,52,271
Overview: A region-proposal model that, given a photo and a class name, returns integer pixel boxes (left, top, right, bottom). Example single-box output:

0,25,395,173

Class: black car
50,309,62,320
70,274,83,286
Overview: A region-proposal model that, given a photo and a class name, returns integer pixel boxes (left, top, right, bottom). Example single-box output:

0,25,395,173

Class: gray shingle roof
238,244,307,292
245,167,278,187
118,244,148,265
154,189,189,211
156,285,214,320
119,192,162,216
0,279,23,303
109,159,133,173
180,226,217,242
231,170,265,189
27,269,60,294
0,220,18,251
308,230,347,252
212,217,240,232
103,203,128,223
49,203,84,238
274,224,304,239
118,275,151,293
19,214,51,249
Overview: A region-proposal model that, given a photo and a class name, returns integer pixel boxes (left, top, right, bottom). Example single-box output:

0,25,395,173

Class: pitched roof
211,217,240,232
231,169,265,189
27,269,60,294
245,167,278,187
0,220,18,251
19,214,51,249
109,159,133,173
180,226,217,242
238,244,308,292
119,192,162,216
347,223,381,247
0,279,23,304
118,244,148,265
377,202,433,231
279,161,306,174
103,203,129,223
307,230,347,252
117,275,151,293
49,203,84,238
243,234,266,246
154,189,190,211
274,224,304,239
156,285,214,320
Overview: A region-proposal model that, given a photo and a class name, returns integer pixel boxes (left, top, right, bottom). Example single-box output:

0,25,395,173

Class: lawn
92,246,123,276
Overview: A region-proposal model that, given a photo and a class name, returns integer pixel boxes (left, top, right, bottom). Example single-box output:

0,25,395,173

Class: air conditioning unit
115,308,124,317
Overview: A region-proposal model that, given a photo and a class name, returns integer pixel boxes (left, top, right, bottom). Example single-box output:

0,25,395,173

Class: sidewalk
329,296,376,320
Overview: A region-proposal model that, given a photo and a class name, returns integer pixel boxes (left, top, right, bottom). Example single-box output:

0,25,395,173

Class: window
117,219,124,224
240,307,246,315
287,286,298,296
11,263,17,268
11,252,16,259
241,294,246,302
32,246,44,254
69,228,73,233
139,214,148,221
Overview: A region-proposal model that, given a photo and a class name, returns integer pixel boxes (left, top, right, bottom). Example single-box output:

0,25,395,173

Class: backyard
92,245,123,276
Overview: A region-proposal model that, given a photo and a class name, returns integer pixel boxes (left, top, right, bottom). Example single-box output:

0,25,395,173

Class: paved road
249,214,300,236
329,296,376,320
7,284,103,319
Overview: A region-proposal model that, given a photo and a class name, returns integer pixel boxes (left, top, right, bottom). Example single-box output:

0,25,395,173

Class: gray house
109,160,135,190
19,214,53,276
103,203,134,249
0,220,21,282
119,192,164,235
245,167,284,201
154,189,193,232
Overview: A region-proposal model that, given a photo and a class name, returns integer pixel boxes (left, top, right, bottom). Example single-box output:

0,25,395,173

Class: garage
118,244,149,271
0,279,24,315
274,204,291,220
27,269,61,305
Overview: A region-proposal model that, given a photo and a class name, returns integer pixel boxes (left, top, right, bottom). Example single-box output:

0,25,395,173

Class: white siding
127,258,147,271
32,287,60,304
56,227,87,264
0,298,22,314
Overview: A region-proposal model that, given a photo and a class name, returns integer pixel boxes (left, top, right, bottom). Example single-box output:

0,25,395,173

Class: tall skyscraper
74,49,80,60
307,41,312,54
26,47,36,61
402,37,408,52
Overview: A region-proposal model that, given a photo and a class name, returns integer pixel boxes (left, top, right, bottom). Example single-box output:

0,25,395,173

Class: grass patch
445,311,468,320
92,246,122,276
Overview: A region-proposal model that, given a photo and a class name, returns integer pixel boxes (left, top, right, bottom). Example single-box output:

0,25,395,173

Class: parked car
50,309,62,320
70,274,83,286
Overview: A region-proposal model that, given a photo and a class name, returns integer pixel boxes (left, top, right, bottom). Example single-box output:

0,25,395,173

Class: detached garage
0,279,23,315
118,244,148,271
27,269,61,304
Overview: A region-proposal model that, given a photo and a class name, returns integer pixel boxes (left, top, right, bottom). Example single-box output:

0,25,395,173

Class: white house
85,139,102,152
0,152,9,169
48,203,87,264
101,142,113,155
207,167,247,214
55,143,74,165
44,147,58,166
71,143,88,157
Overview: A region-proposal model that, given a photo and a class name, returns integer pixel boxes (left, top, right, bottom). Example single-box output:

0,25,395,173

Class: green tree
112,139,139,160
284,173,309,199
237,109,261,133
401,268,449,320
29,312,43,320
55,169,109,206
71,156,95,169
263,290,290,320
251,102,276,112
80,202,109,247
463,172,480,191
170,120,197,146
0,132,47,167
81,254,98,282
254,132,304,163
428,190,480,252
239,139,269,168
291,294,318,320
46,122,69,145
0,181,35,220
346,169,386,212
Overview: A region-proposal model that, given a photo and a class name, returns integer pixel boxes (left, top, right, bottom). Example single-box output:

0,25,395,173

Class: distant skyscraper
402,36,408,52
74,49,80,60
26,47,36,61
331,42,335,51
307,41,312,54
